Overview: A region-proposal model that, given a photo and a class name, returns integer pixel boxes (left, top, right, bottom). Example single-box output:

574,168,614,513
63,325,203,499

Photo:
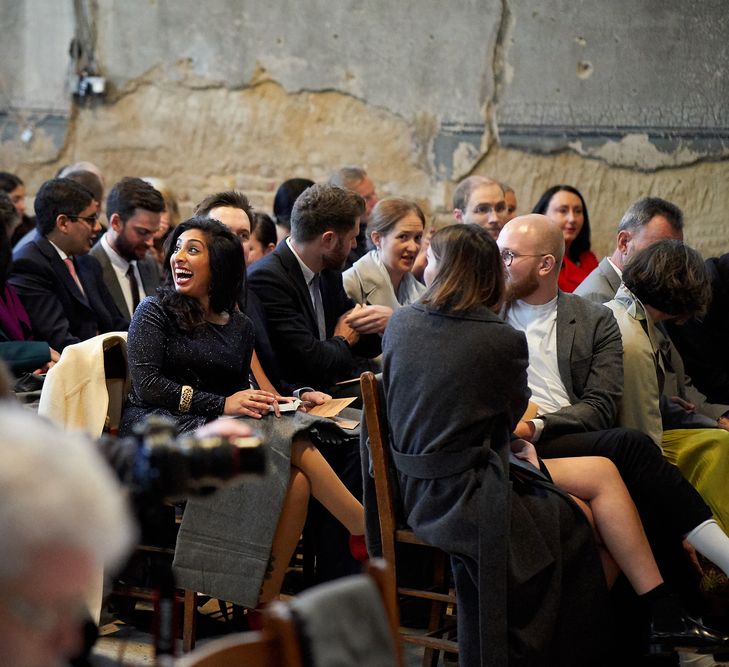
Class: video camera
99,414,266,503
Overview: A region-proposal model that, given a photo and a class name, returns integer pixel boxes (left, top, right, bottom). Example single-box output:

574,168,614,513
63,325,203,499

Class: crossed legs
259,437,365,603
545,456,664,594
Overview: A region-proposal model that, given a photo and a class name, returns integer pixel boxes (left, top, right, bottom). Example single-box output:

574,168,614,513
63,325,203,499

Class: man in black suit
248,183,380,393
249,183,380,582
90,177,164,320
9,178,127,351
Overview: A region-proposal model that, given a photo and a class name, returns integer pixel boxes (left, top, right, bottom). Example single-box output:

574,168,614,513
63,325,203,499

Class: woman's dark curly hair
532,184,591,264
622,239,710,320
159,216,244,331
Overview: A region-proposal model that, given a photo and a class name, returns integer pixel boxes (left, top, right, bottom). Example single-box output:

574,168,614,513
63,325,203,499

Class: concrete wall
1,0,728,257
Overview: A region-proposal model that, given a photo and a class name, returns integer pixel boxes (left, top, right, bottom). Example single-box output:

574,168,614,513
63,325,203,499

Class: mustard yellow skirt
662,428,729,534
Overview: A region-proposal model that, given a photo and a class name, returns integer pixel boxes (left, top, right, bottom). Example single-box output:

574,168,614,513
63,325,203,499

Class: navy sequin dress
120,296,254,434
120,295,336,606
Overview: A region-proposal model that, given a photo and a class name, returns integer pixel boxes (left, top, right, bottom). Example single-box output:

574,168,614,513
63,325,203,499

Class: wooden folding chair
177,559,401,667
360,371,458,666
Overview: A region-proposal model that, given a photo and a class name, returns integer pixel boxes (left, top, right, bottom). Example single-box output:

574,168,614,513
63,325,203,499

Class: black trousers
537,426,708,598
305,430,363,584
537,427,710,536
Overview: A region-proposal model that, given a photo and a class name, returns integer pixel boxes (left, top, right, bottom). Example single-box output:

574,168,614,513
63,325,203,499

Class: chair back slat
361,372,402,570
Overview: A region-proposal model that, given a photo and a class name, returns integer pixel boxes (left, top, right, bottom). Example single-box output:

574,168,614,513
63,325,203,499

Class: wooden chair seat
177,560,402,667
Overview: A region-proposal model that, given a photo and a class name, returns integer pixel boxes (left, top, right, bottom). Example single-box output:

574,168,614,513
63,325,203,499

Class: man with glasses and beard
9,178,126,351
496,214,729,659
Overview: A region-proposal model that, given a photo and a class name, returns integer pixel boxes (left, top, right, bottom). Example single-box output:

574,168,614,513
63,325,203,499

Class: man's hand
34,347,61,375
670,396,696,413
682,539,704,576
299,391,331,411
346,304,393,335
717,416,729,432
196,419,254,439
513,420,536,441
334,307,361,346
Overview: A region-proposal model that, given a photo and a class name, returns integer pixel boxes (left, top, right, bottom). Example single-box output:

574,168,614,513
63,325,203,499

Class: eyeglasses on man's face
65,213,100,227
500,249,547,267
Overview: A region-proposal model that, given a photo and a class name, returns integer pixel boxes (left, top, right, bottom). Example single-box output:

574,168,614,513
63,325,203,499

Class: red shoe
349,534,369,562
245,604,265,631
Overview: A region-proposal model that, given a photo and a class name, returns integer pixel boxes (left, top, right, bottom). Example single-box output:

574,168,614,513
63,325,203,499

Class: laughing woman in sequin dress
120,216,365,612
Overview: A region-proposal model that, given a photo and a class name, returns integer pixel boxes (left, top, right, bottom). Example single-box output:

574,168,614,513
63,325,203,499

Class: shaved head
500,214,564,265
497,214,564,303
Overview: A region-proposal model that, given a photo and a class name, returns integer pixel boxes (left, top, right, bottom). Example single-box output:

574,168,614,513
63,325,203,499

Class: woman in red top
533,185,598,292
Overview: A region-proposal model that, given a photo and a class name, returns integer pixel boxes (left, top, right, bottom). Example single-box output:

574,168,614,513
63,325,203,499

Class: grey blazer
573,256,619,304
575,257,728,425
504,291,624,440
90,240,160,320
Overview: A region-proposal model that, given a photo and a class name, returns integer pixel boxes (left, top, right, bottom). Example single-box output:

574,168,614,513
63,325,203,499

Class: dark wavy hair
0,172,23,194
421,224,504,314
290,184,365,243
107,177,165,222
532,185,591,264
622,239,710,320
251,211,277,248
194,190,253,223
159,216,244,331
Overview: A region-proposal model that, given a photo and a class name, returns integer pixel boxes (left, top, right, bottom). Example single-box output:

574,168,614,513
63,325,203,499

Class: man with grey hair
575,197,729,431
575,197,684,304
452,175,508,239
328,166,379,266
0,405,134,667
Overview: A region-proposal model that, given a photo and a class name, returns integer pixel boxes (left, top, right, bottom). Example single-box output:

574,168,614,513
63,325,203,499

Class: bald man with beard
495,215,729,626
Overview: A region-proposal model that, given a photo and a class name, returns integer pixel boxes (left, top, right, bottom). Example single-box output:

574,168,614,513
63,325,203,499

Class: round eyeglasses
500,249,547,266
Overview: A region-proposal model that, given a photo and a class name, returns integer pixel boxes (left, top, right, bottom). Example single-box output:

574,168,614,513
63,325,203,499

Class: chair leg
182,589,197,652
422,550,450,667
300,523,317,588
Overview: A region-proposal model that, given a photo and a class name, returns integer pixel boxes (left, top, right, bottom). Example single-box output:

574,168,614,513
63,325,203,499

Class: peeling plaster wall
1,0,728,257
498,0,729,168
462,146,729,258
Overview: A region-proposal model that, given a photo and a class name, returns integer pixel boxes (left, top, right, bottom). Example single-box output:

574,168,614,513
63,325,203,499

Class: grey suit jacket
504,291,623,440
90,240,160,320
573,256,619,304
575,256,728,425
